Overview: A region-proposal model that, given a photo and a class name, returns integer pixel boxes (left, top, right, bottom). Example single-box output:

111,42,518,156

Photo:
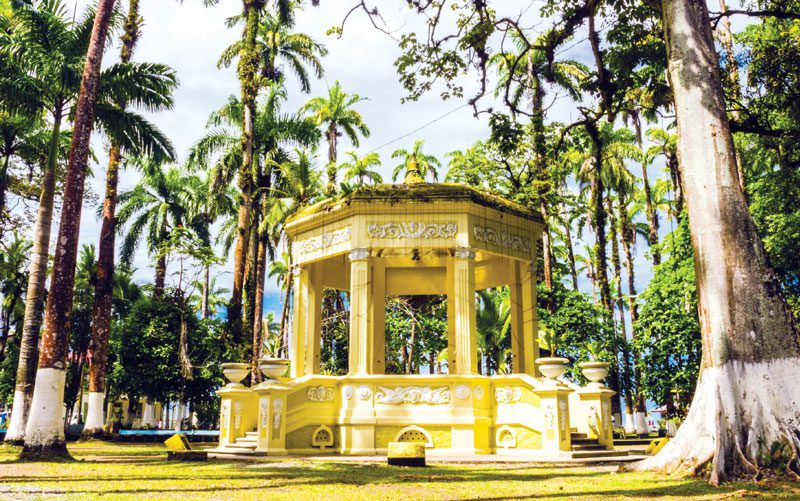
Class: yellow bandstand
213,177,616,458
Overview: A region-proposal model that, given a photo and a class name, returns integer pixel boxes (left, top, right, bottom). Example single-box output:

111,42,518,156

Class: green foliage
108,291,224,408
385,296,447,375
537,281,615,381
634,216,701,415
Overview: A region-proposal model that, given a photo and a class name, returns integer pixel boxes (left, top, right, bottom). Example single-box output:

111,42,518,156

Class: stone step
206,447,259,456
614,438,653,446
571,444,607,451
571,438,600,445
245,431,258,437
570,450,629,459
225,442,257,451
570,433,588,440
235,437,258,444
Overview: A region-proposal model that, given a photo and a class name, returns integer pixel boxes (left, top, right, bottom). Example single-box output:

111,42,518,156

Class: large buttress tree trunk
228,2,260,348
635,0,800,482
83,0,141,438
21,0,117,459
4,107,63,445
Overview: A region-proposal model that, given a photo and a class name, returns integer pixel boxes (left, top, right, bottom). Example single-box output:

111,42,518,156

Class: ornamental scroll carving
367,222,457,239
495,386,522,404
307,386,334,402
473,225,531,253
296,227,351,254
375,386,451,405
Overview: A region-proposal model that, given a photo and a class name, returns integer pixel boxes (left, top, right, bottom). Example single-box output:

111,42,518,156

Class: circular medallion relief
454,384,471,400
343,385,353,400
473,386,485,400
358,385,372,400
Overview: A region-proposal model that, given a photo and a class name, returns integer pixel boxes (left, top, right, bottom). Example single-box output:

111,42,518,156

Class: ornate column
509,260,525,374
290,264,308,378
370,257,386,374
348,248,372,375
452,247,477,374
304,265,322,375
520,260,539,376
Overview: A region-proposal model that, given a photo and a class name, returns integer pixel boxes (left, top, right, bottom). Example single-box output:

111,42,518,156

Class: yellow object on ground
387,441,425,467
646,438,669,455
164,433,191,451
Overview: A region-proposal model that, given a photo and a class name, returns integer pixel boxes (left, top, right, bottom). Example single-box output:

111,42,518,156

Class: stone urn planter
579,361,610,386
535,357,569,381
259,357,290,381
221,362,249,387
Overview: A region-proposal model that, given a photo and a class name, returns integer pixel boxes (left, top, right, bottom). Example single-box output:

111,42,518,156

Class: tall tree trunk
635,0,800,482
201,264,210,320
608,197,629,428
715,0,746,194
620,196,648,435
325,123,338,196
529,67,553,290
251,232,267,384
242,210,259,364
21,0,117,459
632,111,661,265
153,249,167,297
4,107,63,445
562,213,579,291
228,2,261,347
0,152,9,237
84,0,142,437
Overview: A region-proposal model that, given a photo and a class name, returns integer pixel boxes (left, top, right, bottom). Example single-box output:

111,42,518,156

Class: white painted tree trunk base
624,413,636,435
142,403,156,428
21,368,69,456
4,390,31,444
635,412,648,436
82,392,106,437
631,358,800,483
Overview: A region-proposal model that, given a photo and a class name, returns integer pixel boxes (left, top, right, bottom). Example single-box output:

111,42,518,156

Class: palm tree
190,88,318,352
117,164,195,296
218,8,326,94
341,151,382,186
85,0,178,439
391,140,440,183
6,0,173,453
303,80,370,195
0,233,29,359
216,0,320,345
491,31,587,290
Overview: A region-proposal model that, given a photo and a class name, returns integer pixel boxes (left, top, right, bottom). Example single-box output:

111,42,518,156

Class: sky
54,0,673,316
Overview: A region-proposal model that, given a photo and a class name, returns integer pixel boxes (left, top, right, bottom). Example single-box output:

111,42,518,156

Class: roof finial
404,159,424,184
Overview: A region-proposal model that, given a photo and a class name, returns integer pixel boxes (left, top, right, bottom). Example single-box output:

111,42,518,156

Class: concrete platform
207,450,648,464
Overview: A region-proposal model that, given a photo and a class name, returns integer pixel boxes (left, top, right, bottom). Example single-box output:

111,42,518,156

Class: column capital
349,248,371,261
453,247,476,260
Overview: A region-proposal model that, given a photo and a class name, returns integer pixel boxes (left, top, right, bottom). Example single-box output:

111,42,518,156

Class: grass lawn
0,441,798,500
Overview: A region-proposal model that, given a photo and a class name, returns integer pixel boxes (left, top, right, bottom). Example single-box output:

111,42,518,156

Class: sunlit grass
1,441,798,500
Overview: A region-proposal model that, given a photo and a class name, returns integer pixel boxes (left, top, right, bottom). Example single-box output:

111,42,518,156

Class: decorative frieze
307,386,335,402
367,222,457,239
296,226,351,254
358,385,372,400
375,386,451,405
473,225,531,253
494,386,522,404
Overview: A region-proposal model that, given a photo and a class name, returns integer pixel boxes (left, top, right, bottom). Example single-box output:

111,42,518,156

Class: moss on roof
286,183,543,225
